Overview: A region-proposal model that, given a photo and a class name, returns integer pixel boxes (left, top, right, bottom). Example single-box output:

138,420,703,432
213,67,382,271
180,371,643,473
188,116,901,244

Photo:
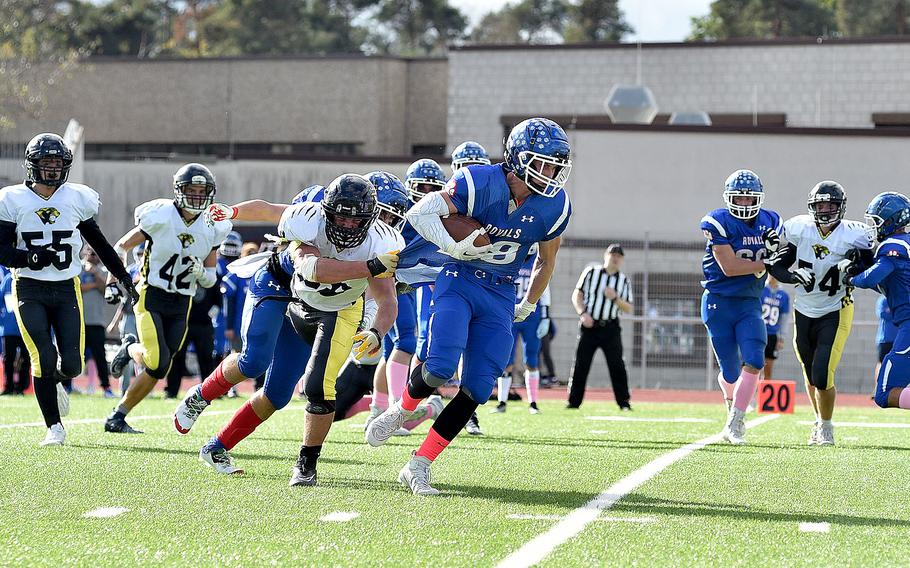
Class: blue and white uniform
852,235,910,407
510,252,549,368
701,207,782,382
412,163,571,401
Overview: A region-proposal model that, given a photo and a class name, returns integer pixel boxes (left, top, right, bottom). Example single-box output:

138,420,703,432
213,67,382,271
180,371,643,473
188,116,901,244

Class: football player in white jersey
765,181,873,446
189,174,402,484
0,133,135,446
103,163,232,434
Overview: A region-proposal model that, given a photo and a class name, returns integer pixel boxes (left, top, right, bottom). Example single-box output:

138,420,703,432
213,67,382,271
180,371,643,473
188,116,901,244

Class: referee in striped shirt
568,244,634,409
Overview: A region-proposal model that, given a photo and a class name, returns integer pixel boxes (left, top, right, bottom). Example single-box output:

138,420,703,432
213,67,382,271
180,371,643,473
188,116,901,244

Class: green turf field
1,394,907,567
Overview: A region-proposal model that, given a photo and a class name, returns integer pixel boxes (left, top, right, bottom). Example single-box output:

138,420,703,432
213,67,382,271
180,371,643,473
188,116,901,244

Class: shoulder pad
134,198,173,228
278,203,321,243
877,238,910,259
68,183,101,219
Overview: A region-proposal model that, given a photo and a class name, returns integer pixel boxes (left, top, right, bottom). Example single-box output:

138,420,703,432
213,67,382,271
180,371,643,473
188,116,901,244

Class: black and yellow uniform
793,304,854,390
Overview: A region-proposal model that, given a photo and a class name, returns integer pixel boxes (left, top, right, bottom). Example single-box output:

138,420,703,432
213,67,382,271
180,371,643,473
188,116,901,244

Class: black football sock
33,376,61,427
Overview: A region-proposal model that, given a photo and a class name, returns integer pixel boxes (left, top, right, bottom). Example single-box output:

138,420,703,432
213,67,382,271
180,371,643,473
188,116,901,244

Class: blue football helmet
503,117,572,198
451,141,491,174
367,170,409,229
865,191,910,242
218,230,243,258
291,184,326,205
405,158,446,203
723,169,764,220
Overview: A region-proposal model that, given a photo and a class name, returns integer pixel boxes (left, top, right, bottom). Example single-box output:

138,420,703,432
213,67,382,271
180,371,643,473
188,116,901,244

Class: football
441,214,490,247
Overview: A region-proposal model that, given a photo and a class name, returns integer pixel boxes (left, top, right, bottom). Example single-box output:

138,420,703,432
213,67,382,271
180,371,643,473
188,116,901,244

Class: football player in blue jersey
760,276,790,379
367,117,572,495
846,192,910,411
492,244,550,414
450,141,491,175
405,158,447,204
700,169,783,445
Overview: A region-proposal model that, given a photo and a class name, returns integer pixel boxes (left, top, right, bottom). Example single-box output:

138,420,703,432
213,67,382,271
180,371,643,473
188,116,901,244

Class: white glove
191,257,217,288
792,267,814,289
443,229,493,261
352,328,382,362
190,256,206,279
536,317,550,339
514,299,537,322
204,203,238,228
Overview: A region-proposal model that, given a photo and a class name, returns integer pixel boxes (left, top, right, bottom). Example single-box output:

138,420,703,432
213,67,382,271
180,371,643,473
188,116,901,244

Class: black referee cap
605,243,624,256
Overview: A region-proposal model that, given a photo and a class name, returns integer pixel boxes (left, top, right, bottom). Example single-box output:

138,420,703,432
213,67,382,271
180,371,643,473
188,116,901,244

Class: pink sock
899,387,910,409
200,361,233,402
526,369,540,403
402,400,439,431
217,401,264,450
415,427,449,462
372,390,389,410
733,369,760,412
387,360,409,402
717,372,735,401
344,395,372,420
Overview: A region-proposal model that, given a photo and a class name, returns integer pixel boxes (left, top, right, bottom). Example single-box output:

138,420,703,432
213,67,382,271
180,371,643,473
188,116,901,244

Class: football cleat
398,451,440,496
40,423,66,446
491,401,506,414
56,383,70,417
110,334,138,377
364,404,384,432
529,402,541,415
174,384,210,435
365,402,412,447
722,408,746,445
199,446,244,475
426,395,444,420
807,422,820,446
104,415,143,434
465,412,483,436
289,465,318,487
817,422,835,446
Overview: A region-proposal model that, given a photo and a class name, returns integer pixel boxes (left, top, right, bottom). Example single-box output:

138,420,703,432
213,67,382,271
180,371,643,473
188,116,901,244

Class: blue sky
454,0,714,42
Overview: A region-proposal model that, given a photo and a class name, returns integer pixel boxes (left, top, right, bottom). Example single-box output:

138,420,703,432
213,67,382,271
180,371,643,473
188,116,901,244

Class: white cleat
174,384,210,435
199,447,244,475
426,395,444,420
398,451,440,496
529,402,541,415
392,428,412,437
807,423,820,446
817,422,835,446
365,402,411,447
364,404,384,432
40,423,66,446
722,408,746,445
56,383,70,417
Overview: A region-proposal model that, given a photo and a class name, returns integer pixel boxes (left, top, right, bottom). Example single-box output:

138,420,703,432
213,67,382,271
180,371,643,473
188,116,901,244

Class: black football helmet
25,133,73,188
322,174,378,249
807,181,846,227
174,163,217,213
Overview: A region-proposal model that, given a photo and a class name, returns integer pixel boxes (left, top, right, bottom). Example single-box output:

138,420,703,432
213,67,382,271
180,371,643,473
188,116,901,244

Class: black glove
761,228,780,253
26,247,56,270
104,283,123,305
791,267,815,290
121,279,140,308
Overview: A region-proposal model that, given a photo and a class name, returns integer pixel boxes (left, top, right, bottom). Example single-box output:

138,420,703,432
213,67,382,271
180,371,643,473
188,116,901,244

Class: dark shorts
764,334,779,360
878,342,894,363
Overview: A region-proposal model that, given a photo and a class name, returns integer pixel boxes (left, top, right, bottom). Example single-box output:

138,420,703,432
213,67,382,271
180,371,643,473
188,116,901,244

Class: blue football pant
701,291,766,383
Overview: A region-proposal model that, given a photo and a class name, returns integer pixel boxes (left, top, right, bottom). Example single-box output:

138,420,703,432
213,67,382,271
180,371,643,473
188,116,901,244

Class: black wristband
366,257,386,277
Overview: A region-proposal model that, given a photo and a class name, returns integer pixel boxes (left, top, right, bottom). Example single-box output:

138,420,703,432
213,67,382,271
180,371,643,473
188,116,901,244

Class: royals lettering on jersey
700,207,782,298
277,202,403,312
445,164,571,278
0,182,100,281
853,235,910,328
136,199,232,296
781,215,872,318
761,286,790,334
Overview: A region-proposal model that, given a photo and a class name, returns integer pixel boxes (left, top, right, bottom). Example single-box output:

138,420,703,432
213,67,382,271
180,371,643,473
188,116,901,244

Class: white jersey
782,215,873,318
136,199,232,296
279,202,404,313
0,182,100,281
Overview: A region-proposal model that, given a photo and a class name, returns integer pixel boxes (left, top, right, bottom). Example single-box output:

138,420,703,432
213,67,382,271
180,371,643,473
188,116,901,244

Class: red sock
401,388,422,412
200,361,234,402
415,427,449,462
343,395,372,420
217,401,264,450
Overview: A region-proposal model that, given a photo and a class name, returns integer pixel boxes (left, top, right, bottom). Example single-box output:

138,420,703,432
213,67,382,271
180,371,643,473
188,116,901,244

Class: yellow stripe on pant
72,276,86,369
11,276,42,378
133,284,161,371
825,302,854,390
322,297,364,400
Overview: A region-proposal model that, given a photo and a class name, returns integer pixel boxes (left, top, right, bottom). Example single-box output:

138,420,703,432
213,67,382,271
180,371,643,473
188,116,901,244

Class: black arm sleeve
767,244,798,284
856,248,875,270
0,221,29,268
77,218,130,282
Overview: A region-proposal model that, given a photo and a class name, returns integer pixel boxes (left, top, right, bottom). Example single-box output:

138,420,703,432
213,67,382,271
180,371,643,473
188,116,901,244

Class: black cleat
289,465,317,487
465,412,483,435
110,334,138,377
104,415,144,434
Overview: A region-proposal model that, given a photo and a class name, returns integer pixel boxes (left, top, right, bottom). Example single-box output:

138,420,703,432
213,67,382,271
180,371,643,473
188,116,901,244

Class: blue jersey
877,295,898,344
292,185,325,204
221,271,251,333
853,235,910,328
514,252,537,303
760,286,790,335
0,273,18,337
700,208,782,298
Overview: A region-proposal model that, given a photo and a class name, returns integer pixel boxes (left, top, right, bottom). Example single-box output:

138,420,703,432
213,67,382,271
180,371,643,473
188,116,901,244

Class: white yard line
798,522,830,533
507,514,657,524
797,420,910,429
84,506,129,519
497,414,780,568
0,407,305,430
585,416,714,423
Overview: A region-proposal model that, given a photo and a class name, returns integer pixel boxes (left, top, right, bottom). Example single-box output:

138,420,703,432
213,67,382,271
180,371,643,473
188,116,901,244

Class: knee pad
421,363,453,389
237,346,272,379
306,400,336,415
458,385,485,404
57,357,83,381
263,383,292,411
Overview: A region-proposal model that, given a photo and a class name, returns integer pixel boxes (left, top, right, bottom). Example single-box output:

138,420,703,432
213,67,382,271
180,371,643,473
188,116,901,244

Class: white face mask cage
723,190,763,220
518,152,572,198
